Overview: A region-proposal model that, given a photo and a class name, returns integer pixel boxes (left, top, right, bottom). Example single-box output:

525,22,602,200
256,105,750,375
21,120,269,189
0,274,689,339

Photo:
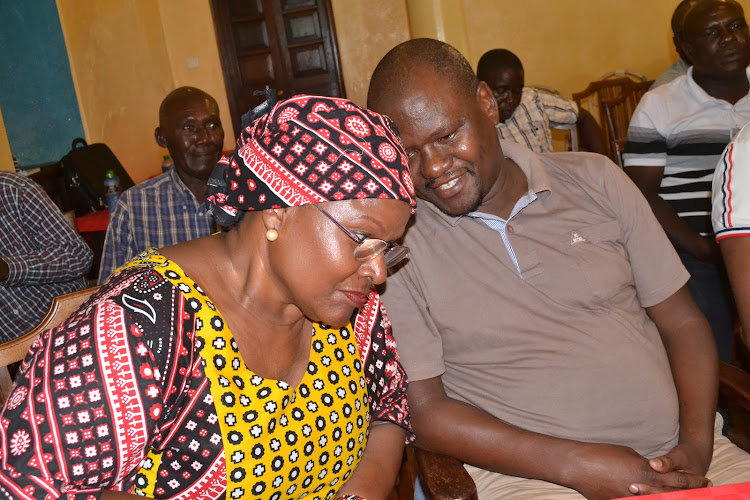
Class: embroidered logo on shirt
571,232,587,245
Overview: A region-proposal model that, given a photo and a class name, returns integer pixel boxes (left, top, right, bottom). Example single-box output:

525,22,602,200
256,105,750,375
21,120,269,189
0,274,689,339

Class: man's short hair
672,0,700,36
476,49,524,82
367,38,478,110
158,87,217,127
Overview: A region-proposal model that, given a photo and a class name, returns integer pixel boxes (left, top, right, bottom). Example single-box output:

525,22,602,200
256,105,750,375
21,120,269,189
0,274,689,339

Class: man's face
683,1,750,79
373,67,502,217
484,67,524,122
156,95,224,182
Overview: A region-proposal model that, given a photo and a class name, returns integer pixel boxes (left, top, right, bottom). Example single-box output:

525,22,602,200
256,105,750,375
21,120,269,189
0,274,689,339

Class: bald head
159,86,218,128
367,38,478,111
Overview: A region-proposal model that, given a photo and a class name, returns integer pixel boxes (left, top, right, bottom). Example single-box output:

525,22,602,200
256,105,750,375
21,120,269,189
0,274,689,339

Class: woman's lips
342,290,369,308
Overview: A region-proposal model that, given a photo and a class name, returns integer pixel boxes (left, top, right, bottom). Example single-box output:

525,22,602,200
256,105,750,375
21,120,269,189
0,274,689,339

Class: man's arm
719,237,750,346
625,165,718,261
577,108,607,155
408,376,709,500
629,285,717,494
1,181,92,286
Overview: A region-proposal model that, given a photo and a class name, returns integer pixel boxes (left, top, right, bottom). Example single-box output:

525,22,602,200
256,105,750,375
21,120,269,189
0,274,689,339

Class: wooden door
211,0,345,134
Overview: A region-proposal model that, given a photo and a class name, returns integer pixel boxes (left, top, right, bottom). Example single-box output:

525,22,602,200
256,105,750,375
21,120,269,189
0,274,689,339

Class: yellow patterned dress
0,250,410,499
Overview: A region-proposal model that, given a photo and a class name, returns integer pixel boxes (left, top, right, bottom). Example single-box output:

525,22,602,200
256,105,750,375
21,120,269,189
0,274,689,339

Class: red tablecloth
76,210,109,233
615,482,750,499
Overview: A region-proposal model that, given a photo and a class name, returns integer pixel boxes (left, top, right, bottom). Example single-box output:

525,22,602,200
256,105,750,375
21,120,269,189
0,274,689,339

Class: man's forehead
165,96,218,120
687,1,744,30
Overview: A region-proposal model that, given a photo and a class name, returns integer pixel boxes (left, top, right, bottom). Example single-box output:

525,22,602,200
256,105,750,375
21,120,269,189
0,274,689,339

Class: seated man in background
0,172,92,340
98,86,224,283
652,0,699,89
624,0,750,362
476,48,605,154
713,122,750,347
368,37,750,499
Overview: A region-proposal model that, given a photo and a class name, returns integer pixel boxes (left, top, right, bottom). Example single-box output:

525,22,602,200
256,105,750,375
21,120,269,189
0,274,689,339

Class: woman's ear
261,208,286,232
477,81,500,125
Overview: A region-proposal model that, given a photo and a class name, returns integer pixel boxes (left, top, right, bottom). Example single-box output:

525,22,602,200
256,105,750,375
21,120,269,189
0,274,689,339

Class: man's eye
439,132,456,143
407,150,418,159
183,124,196,132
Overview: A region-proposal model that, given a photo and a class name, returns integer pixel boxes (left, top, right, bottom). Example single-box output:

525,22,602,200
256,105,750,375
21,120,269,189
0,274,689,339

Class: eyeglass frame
313,204,410,268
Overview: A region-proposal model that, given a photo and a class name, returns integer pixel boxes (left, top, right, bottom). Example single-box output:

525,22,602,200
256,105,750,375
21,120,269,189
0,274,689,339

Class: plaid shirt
98,167,215,283
495,87,578,153
0,172,92,341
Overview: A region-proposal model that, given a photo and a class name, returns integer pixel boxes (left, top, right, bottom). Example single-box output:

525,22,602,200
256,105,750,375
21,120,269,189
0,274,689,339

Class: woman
0,95,416,500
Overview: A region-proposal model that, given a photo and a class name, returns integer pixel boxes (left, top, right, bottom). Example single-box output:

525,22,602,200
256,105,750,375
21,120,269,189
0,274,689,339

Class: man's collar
420,140,552,225
167,167,200,204
686,66,750,105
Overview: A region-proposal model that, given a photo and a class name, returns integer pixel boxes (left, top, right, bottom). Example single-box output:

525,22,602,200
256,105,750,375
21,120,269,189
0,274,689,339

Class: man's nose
194,125,211,143
420,146,451,180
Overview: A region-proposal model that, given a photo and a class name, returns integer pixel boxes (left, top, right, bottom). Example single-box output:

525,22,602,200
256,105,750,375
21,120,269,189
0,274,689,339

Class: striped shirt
713,122,750,240
98,167,216,283
0,172,92,340
495,87,578,153
623,68,750,236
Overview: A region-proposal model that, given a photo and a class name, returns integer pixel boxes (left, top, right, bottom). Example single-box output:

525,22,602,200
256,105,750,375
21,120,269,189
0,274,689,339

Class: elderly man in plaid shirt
0,172,92,340
98,87,225,283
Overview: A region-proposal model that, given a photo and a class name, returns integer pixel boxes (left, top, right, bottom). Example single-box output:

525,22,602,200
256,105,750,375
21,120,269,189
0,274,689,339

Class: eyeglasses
314,205,409,268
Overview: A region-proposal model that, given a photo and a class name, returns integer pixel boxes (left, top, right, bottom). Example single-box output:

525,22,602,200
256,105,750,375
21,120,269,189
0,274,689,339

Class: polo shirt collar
419,139,552,226
685,66,750,106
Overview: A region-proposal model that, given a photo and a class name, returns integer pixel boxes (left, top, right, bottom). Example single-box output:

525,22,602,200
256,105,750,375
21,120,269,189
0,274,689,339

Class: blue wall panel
0,0,85,167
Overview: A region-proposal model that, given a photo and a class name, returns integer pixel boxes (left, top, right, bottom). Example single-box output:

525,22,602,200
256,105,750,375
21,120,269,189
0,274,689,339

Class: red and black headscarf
206,95,416,226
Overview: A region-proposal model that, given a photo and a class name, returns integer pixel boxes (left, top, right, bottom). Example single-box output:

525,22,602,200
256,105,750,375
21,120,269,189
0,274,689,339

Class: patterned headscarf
205,95,416,226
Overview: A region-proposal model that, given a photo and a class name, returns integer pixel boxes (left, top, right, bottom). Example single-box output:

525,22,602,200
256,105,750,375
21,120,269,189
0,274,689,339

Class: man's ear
155,127,168,148
678,36,694,64
477,81,500,126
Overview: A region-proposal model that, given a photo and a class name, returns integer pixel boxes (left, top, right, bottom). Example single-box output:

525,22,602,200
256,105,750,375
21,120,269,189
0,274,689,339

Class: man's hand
628,442,713,496
570,442,710,500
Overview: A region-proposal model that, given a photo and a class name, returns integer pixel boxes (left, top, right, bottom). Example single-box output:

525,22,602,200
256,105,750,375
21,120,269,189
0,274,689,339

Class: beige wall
157,0,235,147
7,1,750,180
0,106,13,172
57,0,174,183
330,0,411,106
56,0,234,183
462,0,750,98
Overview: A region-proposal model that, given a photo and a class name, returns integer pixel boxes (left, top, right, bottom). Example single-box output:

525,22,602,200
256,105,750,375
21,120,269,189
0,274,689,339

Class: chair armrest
414,447,477,500
719,361,750,453
719,362,750,412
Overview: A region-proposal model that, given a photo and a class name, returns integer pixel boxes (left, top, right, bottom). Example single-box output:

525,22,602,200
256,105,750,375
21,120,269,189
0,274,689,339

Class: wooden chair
0,286,98,404
600,80,654,167
719,323,750,452
413,329,750,499
573,76,642,164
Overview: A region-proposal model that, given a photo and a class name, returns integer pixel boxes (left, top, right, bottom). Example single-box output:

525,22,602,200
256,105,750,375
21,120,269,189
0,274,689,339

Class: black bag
60,138,134,215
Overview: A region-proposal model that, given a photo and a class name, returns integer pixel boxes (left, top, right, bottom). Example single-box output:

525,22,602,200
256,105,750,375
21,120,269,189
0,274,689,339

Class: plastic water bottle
104,170,121,211
161,154,174,172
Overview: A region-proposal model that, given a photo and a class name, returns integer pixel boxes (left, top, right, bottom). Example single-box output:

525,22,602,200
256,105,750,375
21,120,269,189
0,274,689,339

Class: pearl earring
266,228,279,242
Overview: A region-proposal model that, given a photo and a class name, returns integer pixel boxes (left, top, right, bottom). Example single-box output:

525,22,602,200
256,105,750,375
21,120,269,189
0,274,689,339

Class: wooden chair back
599,79,655,167
572,77,641,164
0,287,98,404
